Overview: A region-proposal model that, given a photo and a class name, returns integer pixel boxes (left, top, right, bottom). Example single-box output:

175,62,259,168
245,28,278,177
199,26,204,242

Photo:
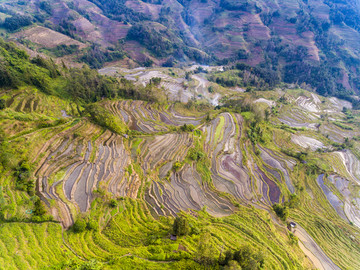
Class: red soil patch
13,26,86,49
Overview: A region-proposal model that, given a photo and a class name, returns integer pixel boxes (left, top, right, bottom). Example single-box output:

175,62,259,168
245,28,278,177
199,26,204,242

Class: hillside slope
2,0,360,98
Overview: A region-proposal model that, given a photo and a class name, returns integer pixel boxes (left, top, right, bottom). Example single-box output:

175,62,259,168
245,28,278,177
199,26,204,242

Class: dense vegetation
2,0,360,100
0,39,165,105
2,14,32,32
89,0,150,23
209,63,280,90
126,22,210,63
79,44,126,69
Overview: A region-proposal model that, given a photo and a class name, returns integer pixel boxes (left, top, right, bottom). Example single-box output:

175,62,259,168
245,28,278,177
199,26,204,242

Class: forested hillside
2,0,360,99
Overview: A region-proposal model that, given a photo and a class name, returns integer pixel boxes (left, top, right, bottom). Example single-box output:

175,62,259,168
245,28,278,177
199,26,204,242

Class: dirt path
293,225,340,270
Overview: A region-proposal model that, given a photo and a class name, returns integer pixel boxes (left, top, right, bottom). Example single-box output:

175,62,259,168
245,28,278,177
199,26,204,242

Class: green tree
272,203,289,221
172,162,183,172
172,216,189,236
0,99,5,110
109,199,118,208
33,199,46,217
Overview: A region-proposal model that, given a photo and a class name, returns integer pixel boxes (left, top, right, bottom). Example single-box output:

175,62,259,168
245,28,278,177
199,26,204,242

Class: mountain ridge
2,0,360,99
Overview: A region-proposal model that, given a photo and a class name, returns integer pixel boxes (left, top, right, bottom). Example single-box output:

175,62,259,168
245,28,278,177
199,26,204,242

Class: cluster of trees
0,99,5,110
281,148,308,163
221,246,265,270
73,217,99,233
172,216,189,236
39,1,53,15
171,216,266,269
283,62,345,96
236,63,280,89
328,1,360,30
89,0,150,23
149,77,161,86
209,63,280,90
188,149,205,161
220,96,265,123
247,121,264,144
127,24,176,58
79,45,125,69
85,103,128,134
14,161,35,195
64,66,165,104
273,194,300,221
32,199,48,222
65,67,117,103
54,19,78,39
212,76,239,88
48,44,79,57
2,14,32,32
172,162,183,172
127,23,210,63
180,124,195,132
117,78,167,103
272,203,289,221
220,0,261,14
259,7,360,99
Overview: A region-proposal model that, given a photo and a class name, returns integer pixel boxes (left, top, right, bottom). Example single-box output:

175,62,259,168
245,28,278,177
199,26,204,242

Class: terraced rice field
60,198,314,269
104,100,202,133
1,87,360,269
0,222,75,269
35,124,132,227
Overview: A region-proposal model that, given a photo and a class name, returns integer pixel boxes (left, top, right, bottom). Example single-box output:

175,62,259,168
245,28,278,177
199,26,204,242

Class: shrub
287,194,300,208
109,199,118,208
33,199,47,217
87,220,99,231
180,124,195,132
73,218,87,233
150,77,161,86
288,232,298,245
0,99,5,110
188,149,205,161
172,162,183,172
272,203,289,221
